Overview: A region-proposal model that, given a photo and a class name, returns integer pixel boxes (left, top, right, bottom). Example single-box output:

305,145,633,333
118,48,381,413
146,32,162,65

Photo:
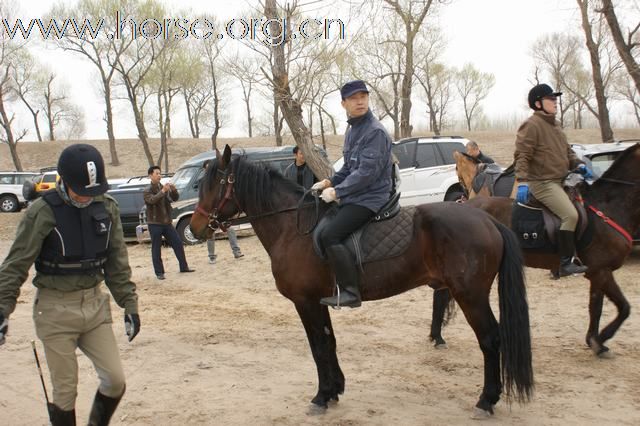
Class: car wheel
176,217,201,245
444,189,465,203
0,195,19,213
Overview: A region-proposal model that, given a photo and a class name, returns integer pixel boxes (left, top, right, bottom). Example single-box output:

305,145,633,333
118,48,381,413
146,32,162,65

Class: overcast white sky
10,0,638,140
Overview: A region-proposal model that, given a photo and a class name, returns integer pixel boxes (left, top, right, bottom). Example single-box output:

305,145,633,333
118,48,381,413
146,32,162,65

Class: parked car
34,170,60,193
0,171,40,212
333,136,468,206
571,139,640,245
107,186,147,241
138,146,315,245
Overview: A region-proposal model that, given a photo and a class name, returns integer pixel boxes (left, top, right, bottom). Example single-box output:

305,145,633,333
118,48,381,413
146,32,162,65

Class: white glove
321,187,338,203
311,179,330,191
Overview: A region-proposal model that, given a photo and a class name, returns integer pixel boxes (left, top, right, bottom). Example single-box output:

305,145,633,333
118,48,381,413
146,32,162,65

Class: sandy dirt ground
1,130,639,424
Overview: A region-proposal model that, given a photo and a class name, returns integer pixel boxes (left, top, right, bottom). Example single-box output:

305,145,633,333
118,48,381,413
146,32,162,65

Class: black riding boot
87,387,124,426
48,403,76,426
320,245,361,308
558,230,588,277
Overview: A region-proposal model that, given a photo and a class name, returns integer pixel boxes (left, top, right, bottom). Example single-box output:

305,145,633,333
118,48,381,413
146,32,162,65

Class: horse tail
495,220,534,403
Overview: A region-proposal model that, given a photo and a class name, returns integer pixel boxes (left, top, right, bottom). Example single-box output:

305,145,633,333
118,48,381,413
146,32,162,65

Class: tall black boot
320,245,361,308
48,403,76,426
558,230,588,277
87,387,124,426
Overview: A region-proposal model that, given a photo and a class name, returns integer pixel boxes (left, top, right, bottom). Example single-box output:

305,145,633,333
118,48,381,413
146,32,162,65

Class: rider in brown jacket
514,83,589,277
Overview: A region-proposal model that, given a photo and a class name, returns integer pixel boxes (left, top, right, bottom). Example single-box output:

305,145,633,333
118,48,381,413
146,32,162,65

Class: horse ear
220,144,232,169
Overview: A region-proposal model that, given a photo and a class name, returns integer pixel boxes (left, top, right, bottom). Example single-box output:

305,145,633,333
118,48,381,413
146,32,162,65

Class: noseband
195,166,242,232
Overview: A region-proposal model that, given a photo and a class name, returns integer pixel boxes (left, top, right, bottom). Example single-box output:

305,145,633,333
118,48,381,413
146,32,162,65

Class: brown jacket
144,182,179,225
514,111,582,182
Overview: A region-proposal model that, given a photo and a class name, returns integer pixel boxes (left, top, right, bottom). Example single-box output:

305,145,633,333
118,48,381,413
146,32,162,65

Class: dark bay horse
434,144,639,357
190,145,533,417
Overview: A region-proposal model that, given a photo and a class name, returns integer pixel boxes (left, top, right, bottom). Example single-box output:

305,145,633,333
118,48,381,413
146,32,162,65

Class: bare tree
180,47,212,139
227,54,263,138
576,0,616,142
599,0,640,94
112,0,167,166
382,0,441,138
11,52,46,141
530,32,583,126
0,0,27,170
41,73,70,141
200,21,228,151
612,72,640,126
50,0,136,165
454,63,495,131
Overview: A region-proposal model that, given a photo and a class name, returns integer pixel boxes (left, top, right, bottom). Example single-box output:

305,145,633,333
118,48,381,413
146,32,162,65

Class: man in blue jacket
312,80,393,308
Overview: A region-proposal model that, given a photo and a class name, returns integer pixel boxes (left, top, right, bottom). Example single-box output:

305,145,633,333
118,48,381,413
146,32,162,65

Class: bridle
194,164,322,235
194,166,242,232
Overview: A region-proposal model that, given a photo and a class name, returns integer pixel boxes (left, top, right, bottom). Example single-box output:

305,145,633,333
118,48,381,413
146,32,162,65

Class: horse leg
429,288,450,348
294,301,345,408
454,298,501,415
586,270,631,357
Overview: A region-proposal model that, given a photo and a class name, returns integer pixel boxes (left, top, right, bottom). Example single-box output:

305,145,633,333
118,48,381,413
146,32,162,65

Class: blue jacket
331,110,393,212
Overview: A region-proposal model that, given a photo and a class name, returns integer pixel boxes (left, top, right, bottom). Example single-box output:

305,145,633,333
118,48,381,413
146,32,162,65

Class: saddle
312,193,414,267
472,163,516,197
511,175,592,252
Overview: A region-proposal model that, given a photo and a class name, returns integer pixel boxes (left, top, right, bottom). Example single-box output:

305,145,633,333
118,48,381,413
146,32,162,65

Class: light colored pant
529,180,578,231
207,228,241,259
33,286,125,410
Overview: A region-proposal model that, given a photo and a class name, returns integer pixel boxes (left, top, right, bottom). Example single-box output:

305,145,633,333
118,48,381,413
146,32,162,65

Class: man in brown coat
143,166,194,280
514,83,590,277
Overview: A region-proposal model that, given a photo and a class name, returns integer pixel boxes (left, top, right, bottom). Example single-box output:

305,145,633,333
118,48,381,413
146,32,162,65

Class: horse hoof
307,404,327,415
470,407,492,420
434,342,448,350
589,337,613,358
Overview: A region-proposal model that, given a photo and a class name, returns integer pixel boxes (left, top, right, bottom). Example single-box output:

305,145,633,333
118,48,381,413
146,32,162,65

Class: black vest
35,191,111,275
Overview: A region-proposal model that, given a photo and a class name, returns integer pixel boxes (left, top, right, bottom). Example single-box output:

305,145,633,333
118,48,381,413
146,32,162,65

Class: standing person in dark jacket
284,146,318,189
143,166,194,280
514,83,590,277
0,144,140,425
466,140,495,164
311,80,393,308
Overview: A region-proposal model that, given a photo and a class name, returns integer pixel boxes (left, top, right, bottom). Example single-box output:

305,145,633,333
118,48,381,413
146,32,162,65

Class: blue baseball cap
340,80,369,100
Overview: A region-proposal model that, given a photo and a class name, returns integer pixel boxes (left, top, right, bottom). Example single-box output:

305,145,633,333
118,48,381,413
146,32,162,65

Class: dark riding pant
148,223,189,275
320,204,374,248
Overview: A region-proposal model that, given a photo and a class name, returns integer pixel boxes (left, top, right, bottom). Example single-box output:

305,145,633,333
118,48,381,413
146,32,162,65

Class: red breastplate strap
587,205,633,247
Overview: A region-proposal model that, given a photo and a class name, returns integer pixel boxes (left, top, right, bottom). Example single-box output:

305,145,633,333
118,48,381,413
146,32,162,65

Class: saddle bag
511,203,547,249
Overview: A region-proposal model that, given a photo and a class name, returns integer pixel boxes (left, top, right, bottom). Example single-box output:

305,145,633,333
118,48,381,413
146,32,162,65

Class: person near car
144,166,195,280
466,140,495,164
312,79,393,308
0,144,140,425
284,146,319,189
514,83,591,278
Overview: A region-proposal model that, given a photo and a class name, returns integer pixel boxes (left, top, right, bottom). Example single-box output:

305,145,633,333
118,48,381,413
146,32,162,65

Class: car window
171,166,199,191
392,140,417,169
589,153,622,177
415,143,438,168
14,175,34,184
438,142,465,165
0,175,13,184
43,174,57,183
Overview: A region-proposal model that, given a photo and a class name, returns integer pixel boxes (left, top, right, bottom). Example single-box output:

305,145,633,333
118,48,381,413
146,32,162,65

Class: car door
391,139,418,206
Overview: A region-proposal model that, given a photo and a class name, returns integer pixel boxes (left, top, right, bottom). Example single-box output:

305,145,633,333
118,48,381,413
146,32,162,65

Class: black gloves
124,314,140,342
0,313,7,346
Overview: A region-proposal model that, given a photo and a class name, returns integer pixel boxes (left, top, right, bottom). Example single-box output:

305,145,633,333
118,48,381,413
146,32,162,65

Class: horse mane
459,151,481,164
596,143,640,182
587,143,640,202
204,154,305,214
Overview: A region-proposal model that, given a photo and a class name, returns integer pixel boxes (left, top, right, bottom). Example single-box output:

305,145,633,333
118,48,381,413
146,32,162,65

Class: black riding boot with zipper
48,403,76,426
558,230,588,277
320,245,361,308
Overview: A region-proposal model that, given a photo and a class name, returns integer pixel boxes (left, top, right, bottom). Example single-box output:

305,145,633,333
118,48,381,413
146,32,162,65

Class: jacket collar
533,110,558,126
347,109,373,126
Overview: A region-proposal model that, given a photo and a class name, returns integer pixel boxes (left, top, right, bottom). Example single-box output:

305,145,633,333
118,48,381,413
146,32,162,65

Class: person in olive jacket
514,83,590,277
143,166,194,280
0,144,140,425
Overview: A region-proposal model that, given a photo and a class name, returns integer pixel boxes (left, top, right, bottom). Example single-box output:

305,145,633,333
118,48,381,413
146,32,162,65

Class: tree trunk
273,94,283,146
103,81,119,165
600,0,640,94
245,96,253,138
0,85,23,171
577,0,615,143
264,0,331,178
400,34,414,138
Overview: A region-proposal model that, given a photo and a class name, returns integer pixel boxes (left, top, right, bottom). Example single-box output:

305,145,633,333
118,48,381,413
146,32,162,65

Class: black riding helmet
528,83,562,110
57,144,108,196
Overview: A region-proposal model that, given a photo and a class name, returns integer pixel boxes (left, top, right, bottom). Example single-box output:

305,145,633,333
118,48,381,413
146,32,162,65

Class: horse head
190,144,241,240
453,150,480,198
